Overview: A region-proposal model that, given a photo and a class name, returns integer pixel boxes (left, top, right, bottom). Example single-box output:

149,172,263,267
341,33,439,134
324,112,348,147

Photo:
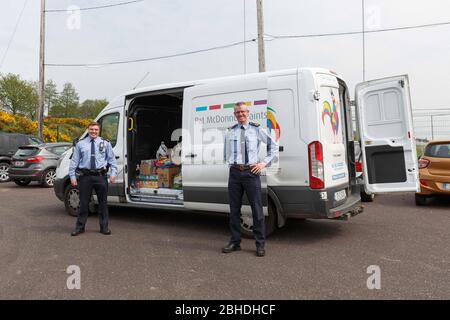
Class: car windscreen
424,143,450,158
47,145,71,155
14,147,40,157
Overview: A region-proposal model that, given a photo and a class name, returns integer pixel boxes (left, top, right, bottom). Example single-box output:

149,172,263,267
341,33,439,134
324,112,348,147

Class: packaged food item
171,142,182,165
173,173,182,189
140,159,157,175
141,180,158,189
156,141,168,159
157,166,181,188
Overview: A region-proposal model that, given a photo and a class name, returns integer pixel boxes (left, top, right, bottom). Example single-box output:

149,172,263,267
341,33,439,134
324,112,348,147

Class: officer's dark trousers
228,167,265,248
76,175,109,231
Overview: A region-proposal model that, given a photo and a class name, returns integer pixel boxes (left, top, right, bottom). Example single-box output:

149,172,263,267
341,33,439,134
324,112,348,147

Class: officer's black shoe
100,229,111,235
256,247,265,257
222,243,241,253
71,229,85,236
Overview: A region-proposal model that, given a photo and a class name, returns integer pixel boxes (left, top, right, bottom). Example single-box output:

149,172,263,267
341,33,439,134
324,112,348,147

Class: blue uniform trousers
228,167,265,248
76,175,109,231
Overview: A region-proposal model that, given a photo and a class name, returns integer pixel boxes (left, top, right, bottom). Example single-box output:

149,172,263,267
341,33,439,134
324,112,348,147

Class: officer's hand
109,176,116,184
250,162,266,174
71,179,77,187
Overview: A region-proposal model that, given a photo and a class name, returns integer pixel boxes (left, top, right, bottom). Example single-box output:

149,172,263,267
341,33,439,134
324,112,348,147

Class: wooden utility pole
256,0,266,72
361,0,366,81
38,0,45,140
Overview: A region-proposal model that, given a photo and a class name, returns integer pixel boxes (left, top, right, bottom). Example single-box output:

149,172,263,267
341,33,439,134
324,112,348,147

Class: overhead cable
45,0,144,13
45,39,256,67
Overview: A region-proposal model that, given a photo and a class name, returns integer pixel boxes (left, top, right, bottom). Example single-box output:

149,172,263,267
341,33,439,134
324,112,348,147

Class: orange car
416,140,450,205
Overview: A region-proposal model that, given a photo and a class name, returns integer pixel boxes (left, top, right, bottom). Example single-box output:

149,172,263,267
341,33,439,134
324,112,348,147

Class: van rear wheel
240,200,277,238
360,190,375,202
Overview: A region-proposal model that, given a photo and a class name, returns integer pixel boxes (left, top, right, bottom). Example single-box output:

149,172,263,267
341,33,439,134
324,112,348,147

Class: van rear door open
356,75,419,193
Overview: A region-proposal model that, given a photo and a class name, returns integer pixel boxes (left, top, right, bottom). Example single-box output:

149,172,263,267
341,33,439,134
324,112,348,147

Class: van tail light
418,158,430,169
308,141,324,189
355,161,362,172
26,156,44,163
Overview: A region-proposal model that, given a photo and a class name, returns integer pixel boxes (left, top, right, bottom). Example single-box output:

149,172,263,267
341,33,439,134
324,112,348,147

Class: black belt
231,164,252,171
78,168,107,176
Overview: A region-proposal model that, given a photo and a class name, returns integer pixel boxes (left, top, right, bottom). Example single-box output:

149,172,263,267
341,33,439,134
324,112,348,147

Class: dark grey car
9,143,72,187
0,132,43,182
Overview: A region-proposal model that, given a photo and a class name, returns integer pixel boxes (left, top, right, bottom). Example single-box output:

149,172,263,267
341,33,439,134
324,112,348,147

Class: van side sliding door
182,77,269,215
356,75,419,193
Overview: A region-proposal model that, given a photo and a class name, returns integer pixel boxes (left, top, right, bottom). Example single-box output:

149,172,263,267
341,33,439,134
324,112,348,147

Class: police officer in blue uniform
69,122,117,236
222,102,279,257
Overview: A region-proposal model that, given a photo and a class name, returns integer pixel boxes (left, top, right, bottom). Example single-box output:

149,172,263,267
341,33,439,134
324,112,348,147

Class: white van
54,68,419,236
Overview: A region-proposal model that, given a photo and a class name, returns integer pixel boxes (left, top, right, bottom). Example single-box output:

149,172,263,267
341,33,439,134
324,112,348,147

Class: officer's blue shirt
69,136,118,182
224,122,279,166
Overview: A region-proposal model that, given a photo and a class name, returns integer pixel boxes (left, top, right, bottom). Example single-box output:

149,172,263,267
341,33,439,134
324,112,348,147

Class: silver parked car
9,143,72,187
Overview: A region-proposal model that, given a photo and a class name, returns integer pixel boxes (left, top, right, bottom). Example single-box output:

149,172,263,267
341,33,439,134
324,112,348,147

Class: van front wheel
64,184,97,217
240,201,277,238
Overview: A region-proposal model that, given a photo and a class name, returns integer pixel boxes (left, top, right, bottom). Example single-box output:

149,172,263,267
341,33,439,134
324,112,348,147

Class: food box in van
157,166,181,188
140,159,157,175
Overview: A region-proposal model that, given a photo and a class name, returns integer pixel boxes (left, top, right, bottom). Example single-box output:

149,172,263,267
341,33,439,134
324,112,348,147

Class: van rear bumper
271,184,363,219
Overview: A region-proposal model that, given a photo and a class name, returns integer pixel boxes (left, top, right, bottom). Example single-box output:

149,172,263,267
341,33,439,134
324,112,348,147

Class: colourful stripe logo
321,90,339,135
195,100,267,112
196,106,207,112
267,106,281,142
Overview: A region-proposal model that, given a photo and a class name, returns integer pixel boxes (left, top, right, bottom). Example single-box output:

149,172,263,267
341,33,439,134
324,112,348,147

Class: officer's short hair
88,121,101,129
234,102,249,112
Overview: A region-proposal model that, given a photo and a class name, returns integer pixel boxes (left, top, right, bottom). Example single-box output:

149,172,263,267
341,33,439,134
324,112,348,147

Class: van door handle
115,156,120,159
185,153,197,158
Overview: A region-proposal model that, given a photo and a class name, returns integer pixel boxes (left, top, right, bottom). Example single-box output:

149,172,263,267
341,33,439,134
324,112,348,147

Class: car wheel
40,169,56,188
415,194,429,206
14,179,31,186
360,190,375,202
0,162,10,183
64,184,97,217
240,200,277,238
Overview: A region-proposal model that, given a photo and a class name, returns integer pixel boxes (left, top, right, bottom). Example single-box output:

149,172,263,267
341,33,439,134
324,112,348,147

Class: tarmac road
0,181,449,299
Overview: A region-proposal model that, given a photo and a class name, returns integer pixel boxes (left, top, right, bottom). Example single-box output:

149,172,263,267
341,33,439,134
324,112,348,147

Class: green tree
50,82,79,118
44,80,58,116
78,99,108,119
0,73,38,118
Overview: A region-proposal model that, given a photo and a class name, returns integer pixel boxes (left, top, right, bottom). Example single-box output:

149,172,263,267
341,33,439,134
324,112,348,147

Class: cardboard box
140,159,157,175
157,166,181,188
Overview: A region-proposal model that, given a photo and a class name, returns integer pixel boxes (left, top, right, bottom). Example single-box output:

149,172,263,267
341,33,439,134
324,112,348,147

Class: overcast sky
0,0,449,111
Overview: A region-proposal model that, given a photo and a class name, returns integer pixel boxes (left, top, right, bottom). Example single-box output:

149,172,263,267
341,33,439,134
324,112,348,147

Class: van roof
104,67,338,111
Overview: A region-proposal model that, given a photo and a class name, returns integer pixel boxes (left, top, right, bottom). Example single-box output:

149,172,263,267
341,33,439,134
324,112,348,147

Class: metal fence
413,112,450,141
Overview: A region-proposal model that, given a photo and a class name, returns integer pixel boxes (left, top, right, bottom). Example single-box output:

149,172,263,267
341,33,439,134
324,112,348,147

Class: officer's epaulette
102,138,110,143
249,122,260,127
229,124,239,130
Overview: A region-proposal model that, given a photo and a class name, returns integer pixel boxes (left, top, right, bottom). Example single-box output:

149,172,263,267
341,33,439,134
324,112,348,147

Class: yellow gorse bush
0,111,91,142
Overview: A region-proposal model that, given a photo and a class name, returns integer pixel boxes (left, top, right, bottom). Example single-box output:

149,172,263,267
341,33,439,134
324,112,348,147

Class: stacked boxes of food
132,157,182,192
132,159,158,192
